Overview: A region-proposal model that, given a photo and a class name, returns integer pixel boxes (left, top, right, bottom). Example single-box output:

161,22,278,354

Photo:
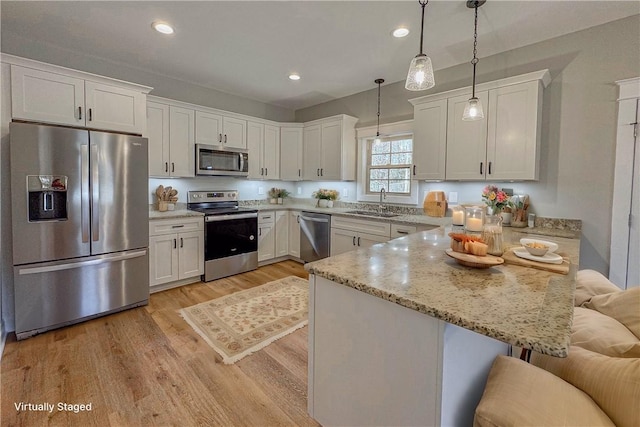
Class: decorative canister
482,214,504,256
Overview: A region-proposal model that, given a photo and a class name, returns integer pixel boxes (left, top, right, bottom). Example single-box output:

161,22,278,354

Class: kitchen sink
346,210,400,218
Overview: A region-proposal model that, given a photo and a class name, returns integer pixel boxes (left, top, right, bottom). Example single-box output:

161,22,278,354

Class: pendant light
405,0,435,91
374,78,384,144
462,0,486,121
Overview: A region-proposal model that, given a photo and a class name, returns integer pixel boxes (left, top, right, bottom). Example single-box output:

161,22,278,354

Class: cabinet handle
173,238,177,249
353,236,356,246
180,237,183,248
261,167,264,176
259,227,262,236
317,168,320,176
171,224,184,228
413,165,416,176
488,161,492,175
219,133,222,143
165,162,168,173
296,215,300,223
224,134,228,143
78,106,82,120
396,230,409,235
171,162,175,173
265,167,268,176
88,108,92,122
480,162,484,175
320,168,323,176
298,169,301,177
357,237,361,246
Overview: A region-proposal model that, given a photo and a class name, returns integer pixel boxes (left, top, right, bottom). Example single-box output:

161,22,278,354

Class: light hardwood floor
1,260,320,427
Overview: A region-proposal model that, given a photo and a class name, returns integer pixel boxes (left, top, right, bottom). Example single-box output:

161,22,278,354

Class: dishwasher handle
300,215,330,223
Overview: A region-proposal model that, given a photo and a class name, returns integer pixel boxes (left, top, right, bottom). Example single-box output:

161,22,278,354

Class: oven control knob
249,235,255,240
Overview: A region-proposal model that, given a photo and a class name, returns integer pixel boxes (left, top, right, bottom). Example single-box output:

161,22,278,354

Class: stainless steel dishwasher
300,211,331,262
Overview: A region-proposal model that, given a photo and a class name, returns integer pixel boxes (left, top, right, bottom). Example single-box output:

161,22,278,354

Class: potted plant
268,188,290,204
312,188,339,208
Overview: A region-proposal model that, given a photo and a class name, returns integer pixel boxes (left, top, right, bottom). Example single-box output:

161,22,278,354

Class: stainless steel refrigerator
10,122,149,339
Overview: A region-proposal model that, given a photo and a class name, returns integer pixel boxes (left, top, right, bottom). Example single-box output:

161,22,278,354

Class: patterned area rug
179,276,309,364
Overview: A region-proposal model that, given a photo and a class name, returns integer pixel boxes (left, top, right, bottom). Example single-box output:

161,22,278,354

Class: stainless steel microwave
196,144,249,176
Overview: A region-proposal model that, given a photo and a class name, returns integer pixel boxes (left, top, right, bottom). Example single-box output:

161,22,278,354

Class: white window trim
355,120,418,205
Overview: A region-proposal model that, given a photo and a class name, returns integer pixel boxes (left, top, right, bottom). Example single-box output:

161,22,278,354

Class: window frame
355,120,418,205
366,136,414,196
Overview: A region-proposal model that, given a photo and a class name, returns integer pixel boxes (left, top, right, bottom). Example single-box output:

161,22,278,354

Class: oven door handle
205,213,258,222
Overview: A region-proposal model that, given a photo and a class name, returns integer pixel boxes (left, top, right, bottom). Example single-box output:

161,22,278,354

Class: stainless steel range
187,191,258,281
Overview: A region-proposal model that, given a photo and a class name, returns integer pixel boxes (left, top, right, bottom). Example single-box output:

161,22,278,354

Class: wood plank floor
1,260,320,427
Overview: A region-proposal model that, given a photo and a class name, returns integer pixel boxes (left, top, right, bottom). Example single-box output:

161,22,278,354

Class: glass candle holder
451,206,465,226
464,206,485,233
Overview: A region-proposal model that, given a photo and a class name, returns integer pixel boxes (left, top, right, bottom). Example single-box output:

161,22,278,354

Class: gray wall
0,32,295,123
296,15,640,275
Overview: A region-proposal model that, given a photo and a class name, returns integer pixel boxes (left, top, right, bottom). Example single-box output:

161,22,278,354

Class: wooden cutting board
502,249,570,274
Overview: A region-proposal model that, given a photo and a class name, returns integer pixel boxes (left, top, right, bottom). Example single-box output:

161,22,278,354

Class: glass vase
482,215,504,256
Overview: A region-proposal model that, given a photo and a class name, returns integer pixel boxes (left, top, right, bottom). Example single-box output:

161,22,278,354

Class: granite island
304,225,579,426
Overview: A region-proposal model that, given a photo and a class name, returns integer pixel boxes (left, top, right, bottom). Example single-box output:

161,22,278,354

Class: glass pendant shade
405,54,435,91
462,97,484,121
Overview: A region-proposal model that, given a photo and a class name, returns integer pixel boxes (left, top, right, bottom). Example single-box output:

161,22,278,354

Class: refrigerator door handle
17,250,147,275
81,144,90,243
91,144,100,242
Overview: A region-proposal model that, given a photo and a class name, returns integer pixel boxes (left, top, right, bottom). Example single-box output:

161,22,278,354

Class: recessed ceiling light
393,27,410,38
152,21,174,35
289,74,301,81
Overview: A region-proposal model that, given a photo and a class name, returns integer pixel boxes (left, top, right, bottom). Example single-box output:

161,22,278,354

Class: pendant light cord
419,0,428,54
375,78,384,137
471,2,479,98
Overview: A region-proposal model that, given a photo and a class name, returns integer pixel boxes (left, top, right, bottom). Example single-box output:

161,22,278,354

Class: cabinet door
275,210,289,257
330,228,357,256
147,102,170,177
320,120,342,180
195,110,223,145
222,116,247,149
169,106,195,177
178,231,204,279
356,232,388,249
445,91,489,180
85,81,145,134
263,125,280,179
11,65,84,127
280,126,303,180
258,223,275,262
413,99,447,180
247,121,264,179
289,211,301,258
149,234,179,286
487,81,541,180
303,124,321,180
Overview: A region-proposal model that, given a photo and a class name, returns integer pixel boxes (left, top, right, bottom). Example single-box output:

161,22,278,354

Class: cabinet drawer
258,211,276,224
391,224,417,238
331,216,391,237
149,217,203,236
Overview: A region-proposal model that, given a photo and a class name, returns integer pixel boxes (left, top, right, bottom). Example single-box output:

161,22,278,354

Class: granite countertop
305,226,580,357
254,203,450,228
149,209,204,220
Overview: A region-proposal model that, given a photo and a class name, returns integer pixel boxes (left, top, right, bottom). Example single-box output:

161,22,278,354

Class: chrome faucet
378,188,386,212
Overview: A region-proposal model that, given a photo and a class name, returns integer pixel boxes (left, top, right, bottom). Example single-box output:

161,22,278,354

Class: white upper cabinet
410,69,550,182
486,80,543,181
412,99,448,181
195,110,246,149
445,91,489,180
10,63,149,135
146,100,194,178
280,125,304,181
247,121,280,179
303,115,358,181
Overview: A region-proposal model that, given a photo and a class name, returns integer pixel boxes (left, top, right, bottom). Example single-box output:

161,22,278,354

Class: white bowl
519,238,559,253
524,243,549,257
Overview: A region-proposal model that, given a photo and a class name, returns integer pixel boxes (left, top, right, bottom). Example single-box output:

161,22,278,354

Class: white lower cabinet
330,216,391,256
275,210,289,258
289,211,301,258
149,217,204,288
258,212,276,262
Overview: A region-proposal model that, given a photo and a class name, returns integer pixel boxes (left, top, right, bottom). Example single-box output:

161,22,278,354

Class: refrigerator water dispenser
27,175,68,221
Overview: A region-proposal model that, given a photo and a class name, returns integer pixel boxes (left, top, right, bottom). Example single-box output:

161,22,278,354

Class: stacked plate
514,238,563,264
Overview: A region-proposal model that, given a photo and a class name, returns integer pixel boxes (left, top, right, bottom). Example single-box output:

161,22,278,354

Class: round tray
445,249,504,269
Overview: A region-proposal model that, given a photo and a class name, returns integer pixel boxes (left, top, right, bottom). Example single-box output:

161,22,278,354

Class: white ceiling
2,1,638,111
